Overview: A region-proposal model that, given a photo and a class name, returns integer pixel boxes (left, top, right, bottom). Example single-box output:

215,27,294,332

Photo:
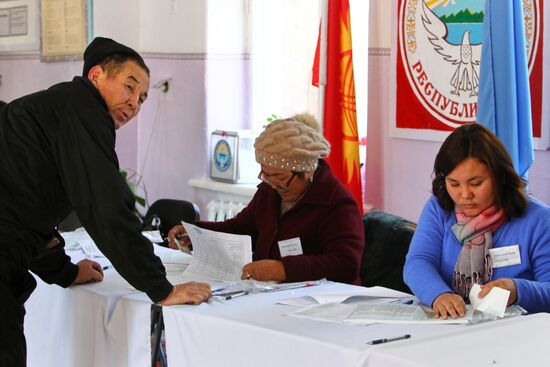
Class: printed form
181,222,253,283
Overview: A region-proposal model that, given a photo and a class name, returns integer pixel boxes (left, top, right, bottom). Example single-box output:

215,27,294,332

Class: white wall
93,0,140,47
140,0,207,53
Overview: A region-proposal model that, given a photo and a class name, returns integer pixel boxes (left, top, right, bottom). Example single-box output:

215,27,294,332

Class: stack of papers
286,287,526,325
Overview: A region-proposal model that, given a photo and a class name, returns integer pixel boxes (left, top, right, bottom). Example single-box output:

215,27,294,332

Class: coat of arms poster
391,0,545,146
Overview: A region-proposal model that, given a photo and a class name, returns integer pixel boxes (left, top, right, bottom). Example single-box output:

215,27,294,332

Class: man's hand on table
159,282,212,306
72,258,104,285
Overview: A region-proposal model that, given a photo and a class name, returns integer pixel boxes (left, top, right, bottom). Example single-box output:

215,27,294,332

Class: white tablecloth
163,281,550,367
367,313,550,367
24,253,550,367
25,255,152,367
162,282,459,367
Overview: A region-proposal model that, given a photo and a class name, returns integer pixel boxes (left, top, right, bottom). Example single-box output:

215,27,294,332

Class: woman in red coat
169,113,364,284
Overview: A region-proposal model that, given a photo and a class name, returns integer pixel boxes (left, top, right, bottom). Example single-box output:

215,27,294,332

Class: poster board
0,0,40,52
40,0,90,60
390,0,548,149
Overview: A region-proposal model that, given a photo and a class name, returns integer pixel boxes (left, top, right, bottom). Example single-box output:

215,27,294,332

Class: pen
263,282,316,293
223,291,249,300
173,236,191,254
367,334,411,345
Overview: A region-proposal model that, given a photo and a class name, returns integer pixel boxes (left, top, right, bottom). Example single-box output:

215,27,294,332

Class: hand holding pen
167,224,192,253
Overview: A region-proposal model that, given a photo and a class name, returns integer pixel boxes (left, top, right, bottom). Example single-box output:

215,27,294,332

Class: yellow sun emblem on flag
339,8,360,184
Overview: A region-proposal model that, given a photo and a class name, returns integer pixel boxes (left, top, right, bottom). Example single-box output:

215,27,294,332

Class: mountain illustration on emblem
420,0,483,97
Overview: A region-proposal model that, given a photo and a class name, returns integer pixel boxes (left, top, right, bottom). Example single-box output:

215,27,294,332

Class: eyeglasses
258,170,297,190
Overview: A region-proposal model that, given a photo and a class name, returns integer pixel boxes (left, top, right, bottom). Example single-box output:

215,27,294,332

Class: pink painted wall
0,54,250,217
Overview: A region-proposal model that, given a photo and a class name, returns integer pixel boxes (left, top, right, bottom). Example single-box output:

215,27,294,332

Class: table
162,281,550,367
367,313,550,367
24,258,153,367
25,257,550,367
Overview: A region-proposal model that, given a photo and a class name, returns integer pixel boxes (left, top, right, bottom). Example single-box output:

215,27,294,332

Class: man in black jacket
0,37,211,366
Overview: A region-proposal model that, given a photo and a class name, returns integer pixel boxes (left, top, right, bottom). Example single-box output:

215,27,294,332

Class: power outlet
153,77,173,100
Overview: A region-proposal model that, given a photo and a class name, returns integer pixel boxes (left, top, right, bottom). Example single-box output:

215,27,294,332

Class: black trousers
0,256,36,367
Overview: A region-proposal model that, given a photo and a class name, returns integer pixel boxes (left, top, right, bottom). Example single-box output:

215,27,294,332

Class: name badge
489,245,521,268
278,237,303,257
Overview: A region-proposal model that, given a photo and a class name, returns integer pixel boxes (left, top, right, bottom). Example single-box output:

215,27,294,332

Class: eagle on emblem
420,0,482,97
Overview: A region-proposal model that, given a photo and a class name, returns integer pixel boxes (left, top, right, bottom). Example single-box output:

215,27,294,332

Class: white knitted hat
254,113,330,172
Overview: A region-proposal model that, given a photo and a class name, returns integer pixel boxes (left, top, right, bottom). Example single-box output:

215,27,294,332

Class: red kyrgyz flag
313,0,363,213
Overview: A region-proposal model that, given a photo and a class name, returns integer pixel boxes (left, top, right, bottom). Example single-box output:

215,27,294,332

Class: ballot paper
181,222,253,282
469,284,509,318
287,285,525,325
343,302,475,325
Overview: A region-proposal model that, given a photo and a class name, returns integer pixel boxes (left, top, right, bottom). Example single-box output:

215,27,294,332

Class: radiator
206,200,247,221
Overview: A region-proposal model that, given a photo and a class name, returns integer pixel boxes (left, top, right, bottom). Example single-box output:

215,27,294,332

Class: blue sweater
404,195,550,313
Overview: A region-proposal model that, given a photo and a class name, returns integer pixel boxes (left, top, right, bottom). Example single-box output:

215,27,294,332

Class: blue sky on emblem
429,0,484,45
430,0,484,16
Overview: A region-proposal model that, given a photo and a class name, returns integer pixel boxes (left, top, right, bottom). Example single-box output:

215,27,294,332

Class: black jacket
0,77,171,302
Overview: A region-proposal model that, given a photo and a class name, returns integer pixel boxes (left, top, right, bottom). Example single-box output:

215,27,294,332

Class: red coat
197,160,364,284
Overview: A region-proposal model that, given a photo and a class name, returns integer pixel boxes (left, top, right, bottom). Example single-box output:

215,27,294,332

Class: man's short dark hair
432,123,527,218
98,54,150,77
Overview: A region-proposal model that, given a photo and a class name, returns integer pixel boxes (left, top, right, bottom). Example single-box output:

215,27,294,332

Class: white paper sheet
141,230,164,243
80,238,105,258
152,244,192,265
279,293,408,307
60,227,91,249
286,302,358,323
343,303,475,325
181,222,253,282
469,284,509,318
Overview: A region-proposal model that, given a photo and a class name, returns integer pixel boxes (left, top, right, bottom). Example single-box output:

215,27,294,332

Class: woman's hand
478,278,517,306
432,292,466,319
72,259,104,285
241,260,286,282
159,282,212,306
167,224,191,252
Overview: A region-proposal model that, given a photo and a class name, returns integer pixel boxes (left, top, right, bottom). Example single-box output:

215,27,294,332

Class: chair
360,210,416,294
145,199,199,367
142,199,200,240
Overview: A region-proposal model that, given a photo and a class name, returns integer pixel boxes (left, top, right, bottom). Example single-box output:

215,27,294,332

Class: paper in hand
469,283,509,318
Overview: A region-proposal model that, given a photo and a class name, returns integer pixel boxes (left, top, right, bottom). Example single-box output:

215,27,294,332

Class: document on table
287,303,358,323
181,222,252,282
343,300,526,325
344,303,474,325
279,293,413,307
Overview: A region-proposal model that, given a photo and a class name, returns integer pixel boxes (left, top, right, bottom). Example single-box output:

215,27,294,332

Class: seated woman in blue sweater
404,123,550,319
